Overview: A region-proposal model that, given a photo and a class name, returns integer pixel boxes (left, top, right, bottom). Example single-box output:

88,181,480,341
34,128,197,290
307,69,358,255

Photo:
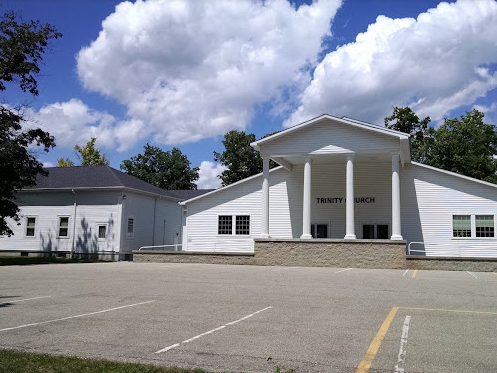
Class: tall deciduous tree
426,109,497,183
384,106,431,162
57,158,74,167
74,137,110,166
385,107,497,183
214,130,278,186
121,144,199,190
0,13,61,236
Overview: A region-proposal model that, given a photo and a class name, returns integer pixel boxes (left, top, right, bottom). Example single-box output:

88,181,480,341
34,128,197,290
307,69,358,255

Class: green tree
57,158,74,167
385,107,497,183
121,144,199,189
426,109,497,183
384,106,431,162
214,130,278,186
74,137,110,166
0,14,61,236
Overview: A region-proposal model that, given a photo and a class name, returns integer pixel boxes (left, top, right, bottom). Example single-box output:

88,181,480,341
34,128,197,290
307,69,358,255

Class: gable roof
23,166,212,201
251,114,409,150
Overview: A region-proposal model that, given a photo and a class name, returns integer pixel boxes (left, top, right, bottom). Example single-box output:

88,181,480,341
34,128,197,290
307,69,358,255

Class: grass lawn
0,256,109,266
0,349,216,373
0,350,295,373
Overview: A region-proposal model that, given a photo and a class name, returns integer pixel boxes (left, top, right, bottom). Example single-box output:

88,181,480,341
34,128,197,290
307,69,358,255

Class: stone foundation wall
253,239,407,269
133,239,407,269
407,256,497,271
133,250,255,265
133,241,497,271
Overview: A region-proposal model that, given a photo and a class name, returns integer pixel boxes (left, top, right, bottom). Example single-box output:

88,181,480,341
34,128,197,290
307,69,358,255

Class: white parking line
335,268,353,274
0,300,156,332
154,306,272,354
394,315,411,373
0,295,52,305
402,270,409,277
467,271,479,279
272,267,298,272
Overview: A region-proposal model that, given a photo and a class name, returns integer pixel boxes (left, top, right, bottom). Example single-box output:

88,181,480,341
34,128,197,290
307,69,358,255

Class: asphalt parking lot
1,262,497,373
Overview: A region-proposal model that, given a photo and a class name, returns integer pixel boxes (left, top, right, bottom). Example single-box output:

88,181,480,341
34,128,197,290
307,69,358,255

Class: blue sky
3,0,497,188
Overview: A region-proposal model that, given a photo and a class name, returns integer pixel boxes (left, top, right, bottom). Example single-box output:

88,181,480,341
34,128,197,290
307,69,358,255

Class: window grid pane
218,216,232,235
453,215,471,237
127,218,134,234
236,216,250,235
98,225,107,239
476,215,494,237
26,217,36,237
59,217,69,237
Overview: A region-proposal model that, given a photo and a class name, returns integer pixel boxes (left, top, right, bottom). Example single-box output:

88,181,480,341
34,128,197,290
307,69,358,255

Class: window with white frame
236,216,250,235
98,224,107,239
58,217,69,238
218,216,232,235
25,217,36,237
476,215,494,237
453,215,471,237
127,217,134,238
218,215,250,235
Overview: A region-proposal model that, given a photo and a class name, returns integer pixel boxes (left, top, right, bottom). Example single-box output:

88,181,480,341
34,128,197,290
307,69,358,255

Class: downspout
152,197,157,246
71,189,77,257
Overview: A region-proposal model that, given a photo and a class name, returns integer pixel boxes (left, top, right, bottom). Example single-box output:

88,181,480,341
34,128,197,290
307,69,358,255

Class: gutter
71,189,77,257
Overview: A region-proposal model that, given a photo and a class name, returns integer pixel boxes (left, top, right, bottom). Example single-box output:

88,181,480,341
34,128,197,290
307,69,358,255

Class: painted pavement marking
355,306,399,373
467,271,479,279
0,300,156,332
402,270,409,277
154,306,272,354
334,268,353,274
400,307,497,315
411,270,418,278
271,267,299,272
0,295,52,306
394,316,411,373
493,272,497,277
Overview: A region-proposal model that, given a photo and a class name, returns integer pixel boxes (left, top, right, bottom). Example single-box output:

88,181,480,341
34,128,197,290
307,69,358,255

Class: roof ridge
107,166,126,187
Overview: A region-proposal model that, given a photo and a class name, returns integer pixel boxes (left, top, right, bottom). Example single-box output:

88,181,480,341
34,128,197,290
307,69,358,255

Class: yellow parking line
411,270,418,278
401,307,497,316
355,307,399,373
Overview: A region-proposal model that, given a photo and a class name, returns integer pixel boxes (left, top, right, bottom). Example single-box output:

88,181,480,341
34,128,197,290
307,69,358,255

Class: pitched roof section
251,114,409,150
24,166,212,201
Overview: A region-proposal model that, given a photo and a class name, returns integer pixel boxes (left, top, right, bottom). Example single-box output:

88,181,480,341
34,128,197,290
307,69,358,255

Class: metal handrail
138,244,182,251
407,241,467,257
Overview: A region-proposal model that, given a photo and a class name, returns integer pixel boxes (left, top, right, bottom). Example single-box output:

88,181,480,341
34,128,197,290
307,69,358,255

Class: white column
391,153,403,240
300,155,313,239
261,157,270,238
344,154,356,239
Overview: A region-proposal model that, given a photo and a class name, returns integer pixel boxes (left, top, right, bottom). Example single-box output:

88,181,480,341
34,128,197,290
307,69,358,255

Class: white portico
251,115,410,241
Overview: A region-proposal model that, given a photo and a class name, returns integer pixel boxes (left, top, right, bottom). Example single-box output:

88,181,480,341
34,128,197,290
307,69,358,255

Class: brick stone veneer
133,240,497,271
253,238,407,268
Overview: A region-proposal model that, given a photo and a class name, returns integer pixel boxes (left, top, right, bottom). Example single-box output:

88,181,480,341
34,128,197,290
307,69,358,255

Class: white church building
179,115,497,258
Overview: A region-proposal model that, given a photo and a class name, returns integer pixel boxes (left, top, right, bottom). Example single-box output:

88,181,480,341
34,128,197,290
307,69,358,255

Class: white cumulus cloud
21,98,147,151
77,0,342,145
285,0,497,127
196,161,226,189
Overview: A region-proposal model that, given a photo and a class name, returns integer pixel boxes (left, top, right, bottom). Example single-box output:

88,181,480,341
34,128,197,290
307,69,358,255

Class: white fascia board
180,165,285,205
341,117,410,138
411,162,497,190
19,186,182,202
251,114,410,150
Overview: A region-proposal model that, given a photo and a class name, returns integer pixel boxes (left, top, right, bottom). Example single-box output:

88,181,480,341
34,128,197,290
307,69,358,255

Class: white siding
401,163,497,257
0,190,121,255
121,193,182,252
184,162,393,252
259,119,400,157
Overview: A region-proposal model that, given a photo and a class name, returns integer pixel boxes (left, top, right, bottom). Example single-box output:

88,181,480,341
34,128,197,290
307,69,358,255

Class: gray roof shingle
24,166,212,201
